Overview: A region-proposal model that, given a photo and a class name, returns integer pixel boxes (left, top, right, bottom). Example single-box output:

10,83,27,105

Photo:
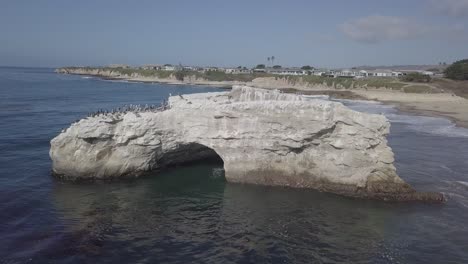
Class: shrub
400,72,431,83
444,59,468,80
174,71,186,81
403,85,434,93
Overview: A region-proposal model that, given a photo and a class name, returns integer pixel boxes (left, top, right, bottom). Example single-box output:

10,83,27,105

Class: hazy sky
1,0,468,68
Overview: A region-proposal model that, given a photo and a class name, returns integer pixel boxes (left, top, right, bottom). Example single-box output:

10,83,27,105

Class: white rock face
50,86,443,201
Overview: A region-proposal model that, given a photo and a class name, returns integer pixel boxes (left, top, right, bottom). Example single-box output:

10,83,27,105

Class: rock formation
50,86,443,201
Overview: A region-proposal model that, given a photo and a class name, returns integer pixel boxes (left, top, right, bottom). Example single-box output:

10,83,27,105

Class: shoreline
351,89,468,129
395,102,468,128
62,72,468,129
64,72,242,88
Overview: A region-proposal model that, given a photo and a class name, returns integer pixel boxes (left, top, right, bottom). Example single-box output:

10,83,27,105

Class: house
266,67,307,75
202,67,225,73
253,68,267,73
366,69,394,77
393,70,433,76
312,69,327,76
336,69,357,78
323,70,336,77
225,68,252,74
358,70,369,77
108,64,130,69
182,66,195,71
141,64,162,70
422,71,434,76
162,65,176,71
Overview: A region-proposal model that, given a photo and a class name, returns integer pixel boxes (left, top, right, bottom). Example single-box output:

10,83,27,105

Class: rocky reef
50,86,443,201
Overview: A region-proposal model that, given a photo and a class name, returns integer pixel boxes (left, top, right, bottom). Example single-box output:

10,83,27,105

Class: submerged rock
50,86,443,202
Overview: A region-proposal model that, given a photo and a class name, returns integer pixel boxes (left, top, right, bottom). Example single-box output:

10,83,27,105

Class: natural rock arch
50,86,443,201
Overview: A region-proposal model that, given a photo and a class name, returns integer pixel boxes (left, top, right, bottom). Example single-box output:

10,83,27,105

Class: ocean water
1,67,468,263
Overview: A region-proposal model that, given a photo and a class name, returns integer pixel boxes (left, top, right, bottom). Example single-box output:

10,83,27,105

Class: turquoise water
1,67,468,263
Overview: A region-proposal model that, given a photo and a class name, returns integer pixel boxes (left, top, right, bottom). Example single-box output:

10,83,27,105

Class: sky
1,0,468,68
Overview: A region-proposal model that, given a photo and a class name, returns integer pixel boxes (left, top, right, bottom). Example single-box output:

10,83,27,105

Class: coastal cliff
56,67,247,87
56,67,358,89
50,86,443,201
56,67,445,92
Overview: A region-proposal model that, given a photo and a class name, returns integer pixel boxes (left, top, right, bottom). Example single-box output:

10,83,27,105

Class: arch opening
157,142,224,169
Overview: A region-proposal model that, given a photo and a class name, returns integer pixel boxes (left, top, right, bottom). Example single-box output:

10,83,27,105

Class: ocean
1,67,468,263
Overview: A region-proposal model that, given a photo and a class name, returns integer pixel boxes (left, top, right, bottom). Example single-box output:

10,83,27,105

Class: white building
253,68,267,73
398,70,434,76
225,68,252,74
336,69,357,78
366,69,394,77
421,71,434,76
162,65,176,71
182,66,195,71
108,64,130,69
266,68,307,75
202,67,225,73
141,64,162,70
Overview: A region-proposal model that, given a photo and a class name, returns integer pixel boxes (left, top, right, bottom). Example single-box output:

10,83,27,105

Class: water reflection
51,163,403,263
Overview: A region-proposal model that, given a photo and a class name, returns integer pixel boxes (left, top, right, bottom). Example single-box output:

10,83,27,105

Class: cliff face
49,86,443,201
56,67,180,82
248,77,334,90
56,67,351,89
56,67,247,86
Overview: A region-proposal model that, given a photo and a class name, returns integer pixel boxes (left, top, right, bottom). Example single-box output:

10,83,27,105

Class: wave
336,99,468,139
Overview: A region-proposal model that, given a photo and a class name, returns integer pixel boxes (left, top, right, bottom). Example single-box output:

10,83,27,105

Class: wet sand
352,89,468,128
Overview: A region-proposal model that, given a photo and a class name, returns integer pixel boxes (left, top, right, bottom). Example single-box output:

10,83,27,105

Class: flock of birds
67,100,171,127
86,100,170,118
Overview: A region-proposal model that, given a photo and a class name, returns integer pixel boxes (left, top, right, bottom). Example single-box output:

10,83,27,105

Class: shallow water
1,67,468,263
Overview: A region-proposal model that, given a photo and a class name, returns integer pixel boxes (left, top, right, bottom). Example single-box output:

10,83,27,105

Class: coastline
77,74,238,88
60,71,468,129
351,89,468,129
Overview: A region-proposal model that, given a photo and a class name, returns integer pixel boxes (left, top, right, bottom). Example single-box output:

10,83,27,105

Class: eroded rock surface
50,86,443,201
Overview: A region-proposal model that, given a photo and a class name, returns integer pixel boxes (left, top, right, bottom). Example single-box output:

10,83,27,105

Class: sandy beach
352,89,468,128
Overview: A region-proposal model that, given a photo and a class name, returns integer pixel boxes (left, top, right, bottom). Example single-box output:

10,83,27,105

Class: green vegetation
174,71,186,81
355,78,406,90
403,85,435,93
61,67,416,91
432,78,468,99
400,72,431,83
100,67,173,79
426,68,441,73
255,64,266,69
444,59,468,80
272,65,282,69
276,75,406,90
199,71,272,82
301,65,313,70
281,76,404,90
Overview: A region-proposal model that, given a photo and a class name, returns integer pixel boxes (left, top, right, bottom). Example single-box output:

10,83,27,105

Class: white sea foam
457,181,468,188
303,95,330,100
211,168,225,179
334,99,468,138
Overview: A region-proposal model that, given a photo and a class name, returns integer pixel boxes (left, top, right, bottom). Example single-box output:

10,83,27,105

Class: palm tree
271,56,275,65
267,57,271,66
